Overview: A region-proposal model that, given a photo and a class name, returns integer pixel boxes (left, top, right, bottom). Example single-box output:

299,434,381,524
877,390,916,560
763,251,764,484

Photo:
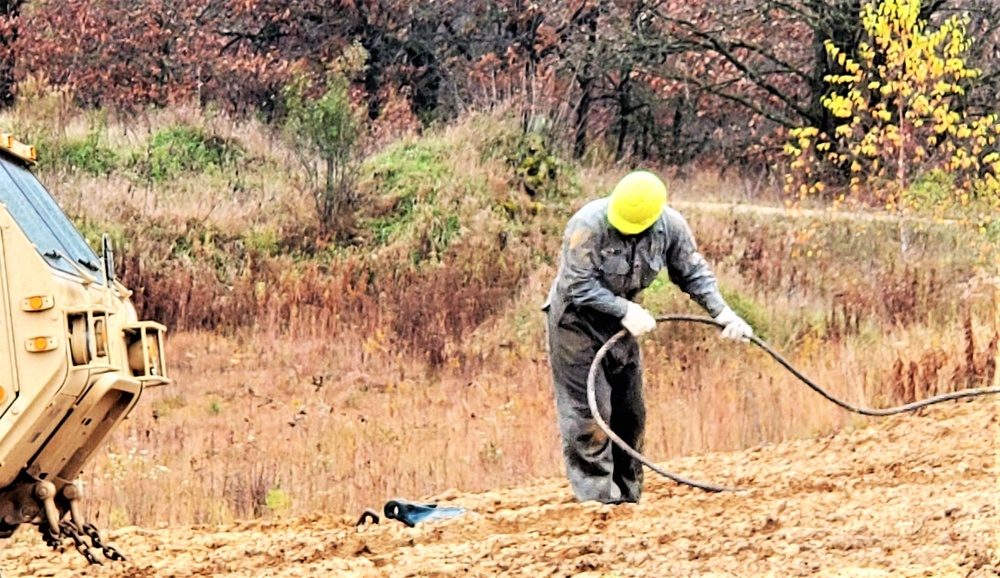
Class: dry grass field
0,105,996,576
71,198,1000,529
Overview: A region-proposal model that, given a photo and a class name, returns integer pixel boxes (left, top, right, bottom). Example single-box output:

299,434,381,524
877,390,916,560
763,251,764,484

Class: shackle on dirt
587,314,1000,493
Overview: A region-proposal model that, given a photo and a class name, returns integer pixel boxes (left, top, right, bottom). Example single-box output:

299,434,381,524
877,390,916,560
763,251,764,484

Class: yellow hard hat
607,171,667,235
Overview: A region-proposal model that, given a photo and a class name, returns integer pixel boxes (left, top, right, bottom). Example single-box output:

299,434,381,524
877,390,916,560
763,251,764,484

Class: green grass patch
362,140,451,246
265,487,291,512
133,125,243,182
51,133,119,175
243,226,282,256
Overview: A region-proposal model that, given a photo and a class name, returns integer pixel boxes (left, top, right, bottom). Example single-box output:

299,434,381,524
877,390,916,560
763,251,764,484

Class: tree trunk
614,76,632,161
572,3,600,159
573,73,592,159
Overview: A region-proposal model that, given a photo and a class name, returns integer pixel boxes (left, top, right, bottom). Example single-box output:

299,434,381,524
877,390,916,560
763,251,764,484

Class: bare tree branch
652,8,818,124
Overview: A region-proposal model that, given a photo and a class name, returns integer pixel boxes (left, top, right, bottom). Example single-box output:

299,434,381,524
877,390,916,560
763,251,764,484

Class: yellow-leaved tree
784,0,1000,219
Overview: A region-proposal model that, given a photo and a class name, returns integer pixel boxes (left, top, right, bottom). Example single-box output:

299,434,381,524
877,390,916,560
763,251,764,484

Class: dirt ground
4,400,998,578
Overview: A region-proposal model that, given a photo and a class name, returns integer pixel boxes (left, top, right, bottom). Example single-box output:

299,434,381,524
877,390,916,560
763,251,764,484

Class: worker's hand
621,302,656,336
714,306,753,342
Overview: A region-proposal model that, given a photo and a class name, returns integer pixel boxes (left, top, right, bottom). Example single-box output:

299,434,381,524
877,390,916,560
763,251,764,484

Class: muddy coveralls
544,198,729,503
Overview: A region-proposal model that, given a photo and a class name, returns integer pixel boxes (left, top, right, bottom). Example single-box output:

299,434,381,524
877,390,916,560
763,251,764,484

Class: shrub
282,44,368,238
52,130,119,175
363,141,450,245
482,120,563,199
784,0,1000,210
134,125,243,182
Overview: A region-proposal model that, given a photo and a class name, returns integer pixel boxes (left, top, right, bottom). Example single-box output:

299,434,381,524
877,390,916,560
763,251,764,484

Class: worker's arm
661,208,728,317
662,208,752,341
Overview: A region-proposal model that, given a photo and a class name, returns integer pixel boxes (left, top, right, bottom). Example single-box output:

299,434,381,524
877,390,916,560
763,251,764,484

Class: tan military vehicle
0,133,168,563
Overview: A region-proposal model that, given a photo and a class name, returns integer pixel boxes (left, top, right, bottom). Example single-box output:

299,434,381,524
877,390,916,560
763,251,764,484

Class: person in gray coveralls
544,170,752,504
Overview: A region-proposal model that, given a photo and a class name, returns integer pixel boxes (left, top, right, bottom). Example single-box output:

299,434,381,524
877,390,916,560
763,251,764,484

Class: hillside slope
6,400,998,577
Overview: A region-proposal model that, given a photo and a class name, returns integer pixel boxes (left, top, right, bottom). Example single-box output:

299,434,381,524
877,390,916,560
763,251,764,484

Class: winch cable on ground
587,314,1000,493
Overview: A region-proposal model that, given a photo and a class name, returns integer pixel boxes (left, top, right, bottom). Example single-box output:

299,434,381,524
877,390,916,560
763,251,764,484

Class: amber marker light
26,336,56,352
22,295,54,311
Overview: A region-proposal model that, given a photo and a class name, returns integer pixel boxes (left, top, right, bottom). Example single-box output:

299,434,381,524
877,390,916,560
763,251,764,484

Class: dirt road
670,200,957,226
5,400,998,577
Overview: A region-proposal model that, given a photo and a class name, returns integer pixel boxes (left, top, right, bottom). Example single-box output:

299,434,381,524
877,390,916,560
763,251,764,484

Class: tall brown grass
79,205,998,528
3,104,995,528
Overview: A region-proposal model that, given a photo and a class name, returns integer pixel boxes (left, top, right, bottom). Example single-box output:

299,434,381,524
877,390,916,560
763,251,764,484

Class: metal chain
84,522,126,562
39,520,125,565
39,522,61,549
58,521,102,565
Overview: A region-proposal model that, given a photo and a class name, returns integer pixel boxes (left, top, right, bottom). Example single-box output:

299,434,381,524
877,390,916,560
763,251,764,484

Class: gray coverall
544,198,729,503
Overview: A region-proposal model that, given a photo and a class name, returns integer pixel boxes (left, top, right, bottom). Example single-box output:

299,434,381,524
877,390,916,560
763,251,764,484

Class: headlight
123,322,170,386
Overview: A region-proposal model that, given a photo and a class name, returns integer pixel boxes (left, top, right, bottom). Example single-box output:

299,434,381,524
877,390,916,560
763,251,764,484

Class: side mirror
102,233,116,283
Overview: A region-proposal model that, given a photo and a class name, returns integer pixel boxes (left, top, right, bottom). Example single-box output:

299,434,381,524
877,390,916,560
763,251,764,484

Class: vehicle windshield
0,155,104,284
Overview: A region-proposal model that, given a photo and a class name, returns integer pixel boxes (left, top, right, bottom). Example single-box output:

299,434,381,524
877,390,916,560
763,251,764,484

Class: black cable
587,328,745,492
587,314,1000,493
660,315,1000,415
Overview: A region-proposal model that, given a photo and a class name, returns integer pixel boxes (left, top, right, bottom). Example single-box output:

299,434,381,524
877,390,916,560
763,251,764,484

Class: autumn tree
642,0,1000,171
0,0,24,108
282,45,368,238
5,0,1000,173
784,0,1000,212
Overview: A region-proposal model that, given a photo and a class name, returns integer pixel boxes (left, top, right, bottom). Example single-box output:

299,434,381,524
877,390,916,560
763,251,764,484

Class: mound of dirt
5,401,998,577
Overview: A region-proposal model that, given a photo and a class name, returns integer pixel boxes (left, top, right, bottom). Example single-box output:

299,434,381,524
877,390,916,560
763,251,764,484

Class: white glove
621,302,656,336
714,306,753,342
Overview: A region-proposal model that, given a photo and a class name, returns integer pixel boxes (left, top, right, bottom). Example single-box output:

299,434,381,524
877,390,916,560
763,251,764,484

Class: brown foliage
14,0,342,113
887,311,998,404
119,228,527,367
826,266,940,340
3,0,998,172
0,0,25,108
697,215,958,341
